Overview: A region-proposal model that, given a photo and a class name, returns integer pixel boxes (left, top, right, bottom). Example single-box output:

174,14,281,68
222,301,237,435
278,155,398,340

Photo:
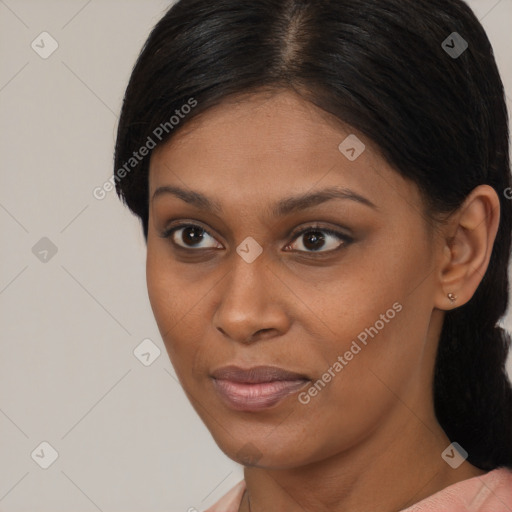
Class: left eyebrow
271,186,378,216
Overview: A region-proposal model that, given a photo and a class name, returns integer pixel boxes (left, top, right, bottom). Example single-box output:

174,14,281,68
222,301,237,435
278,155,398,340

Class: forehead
155,91,370,159
148,90,419,216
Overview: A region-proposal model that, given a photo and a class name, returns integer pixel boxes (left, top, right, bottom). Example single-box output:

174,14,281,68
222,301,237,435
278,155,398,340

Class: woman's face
146,90,445,468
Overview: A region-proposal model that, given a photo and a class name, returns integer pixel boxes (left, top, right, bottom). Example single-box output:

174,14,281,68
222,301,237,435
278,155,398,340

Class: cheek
146,238,196,324
292,229,432,386
146,245,201,366
289,303,425,460
146,247,173,331
145,242,228,395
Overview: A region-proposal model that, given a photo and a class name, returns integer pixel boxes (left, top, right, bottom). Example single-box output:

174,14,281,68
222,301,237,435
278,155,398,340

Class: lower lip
211,378,309,411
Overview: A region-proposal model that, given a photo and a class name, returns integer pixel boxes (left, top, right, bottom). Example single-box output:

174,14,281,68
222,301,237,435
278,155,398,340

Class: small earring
447,293,457,303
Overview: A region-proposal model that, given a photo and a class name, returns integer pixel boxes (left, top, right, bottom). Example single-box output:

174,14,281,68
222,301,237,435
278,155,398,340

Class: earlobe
447,292,457,303
434,185,501,311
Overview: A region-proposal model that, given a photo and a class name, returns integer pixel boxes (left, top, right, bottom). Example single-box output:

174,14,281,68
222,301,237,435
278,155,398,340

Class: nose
212,251,290,344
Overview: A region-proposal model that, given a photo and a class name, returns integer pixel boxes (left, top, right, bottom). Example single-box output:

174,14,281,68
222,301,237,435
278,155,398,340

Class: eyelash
159,222,353,255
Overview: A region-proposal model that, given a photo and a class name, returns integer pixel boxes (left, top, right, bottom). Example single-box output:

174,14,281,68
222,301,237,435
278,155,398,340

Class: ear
434,185,501,311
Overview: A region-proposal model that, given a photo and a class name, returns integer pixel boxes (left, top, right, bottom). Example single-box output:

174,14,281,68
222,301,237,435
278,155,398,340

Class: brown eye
286,227,352,253
162,224,223,250
179,226,206,246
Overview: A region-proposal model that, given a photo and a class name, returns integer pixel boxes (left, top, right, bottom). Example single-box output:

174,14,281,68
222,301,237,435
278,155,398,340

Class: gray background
0,1,511,511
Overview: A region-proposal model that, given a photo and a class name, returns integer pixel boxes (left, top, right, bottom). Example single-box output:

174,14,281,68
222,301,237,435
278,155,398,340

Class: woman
114,0,512,510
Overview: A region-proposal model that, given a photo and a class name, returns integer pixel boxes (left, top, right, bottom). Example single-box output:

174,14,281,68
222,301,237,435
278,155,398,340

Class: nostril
249,328,276,342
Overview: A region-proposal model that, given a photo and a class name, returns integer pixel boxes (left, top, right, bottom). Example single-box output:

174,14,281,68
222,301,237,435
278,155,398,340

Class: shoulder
400,467,512,511
203,480,246,512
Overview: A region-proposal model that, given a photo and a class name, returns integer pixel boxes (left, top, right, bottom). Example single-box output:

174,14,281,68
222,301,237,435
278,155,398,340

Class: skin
146,89,499,511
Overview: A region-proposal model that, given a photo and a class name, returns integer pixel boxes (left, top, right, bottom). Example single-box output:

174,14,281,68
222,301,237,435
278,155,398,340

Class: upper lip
211,365,309,383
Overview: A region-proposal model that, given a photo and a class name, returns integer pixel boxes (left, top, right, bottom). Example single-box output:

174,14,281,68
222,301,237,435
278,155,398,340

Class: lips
210,365,310,411
211,365,309,383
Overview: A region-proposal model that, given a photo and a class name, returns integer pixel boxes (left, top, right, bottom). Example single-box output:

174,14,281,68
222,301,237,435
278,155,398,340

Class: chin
207,426,316,469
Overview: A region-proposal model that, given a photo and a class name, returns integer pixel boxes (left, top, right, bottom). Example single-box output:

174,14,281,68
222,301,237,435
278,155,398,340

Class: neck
240,412,485,512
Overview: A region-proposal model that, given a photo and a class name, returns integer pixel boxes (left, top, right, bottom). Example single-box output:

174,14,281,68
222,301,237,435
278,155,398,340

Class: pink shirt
204,467,512,511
